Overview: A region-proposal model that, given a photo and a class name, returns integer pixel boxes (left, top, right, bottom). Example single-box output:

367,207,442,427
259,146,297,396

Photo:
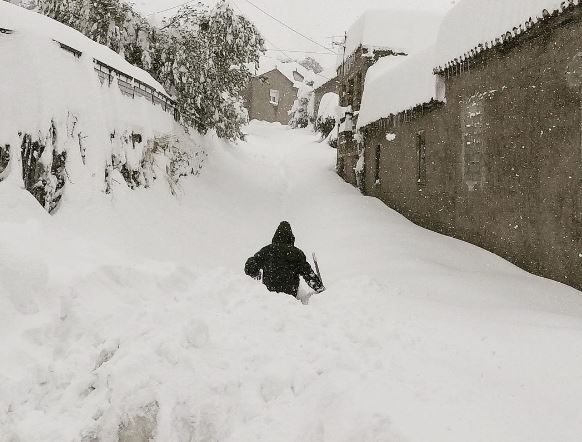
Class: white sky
133,0,453,69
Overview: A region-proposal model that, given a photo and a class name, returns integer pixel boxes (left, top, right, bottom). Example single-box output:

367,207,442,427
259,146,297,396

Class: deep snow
2,121,582,441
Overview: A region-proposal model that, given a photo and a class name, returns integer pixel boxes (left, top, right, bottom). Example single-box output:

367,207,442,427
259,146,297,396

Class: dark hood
272,221,295,246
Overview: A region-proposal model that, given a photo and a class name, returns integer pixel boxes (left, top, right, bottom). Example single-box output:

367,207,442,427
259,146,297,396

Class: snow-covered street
2,121,582,441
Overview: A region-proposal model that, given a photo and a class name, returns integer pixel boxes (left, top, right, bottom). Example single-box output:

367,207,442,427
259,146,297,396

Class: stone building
355,0,582,290
245,60,312,125
335,9,443,185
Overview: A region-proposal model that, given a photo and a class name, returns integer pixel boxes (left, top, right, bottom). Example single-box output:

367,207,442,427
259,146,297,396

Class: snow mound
0,1,168,95
317,92,341,121
341,8,444,65
435,0,581,70
0,28,204,211
357,47,443,129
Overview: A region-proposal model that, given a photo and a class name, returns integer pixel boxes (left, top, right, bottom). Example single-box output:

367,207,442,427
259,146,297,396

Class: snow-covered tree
298,56,323,74
38,0,264,141
163,1,264,140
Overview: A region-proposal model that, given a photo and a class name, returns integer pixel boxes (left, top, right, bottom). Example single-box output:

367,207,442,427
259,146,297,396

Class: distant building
354,1,582,290
245,60,313,125
335,9,443,184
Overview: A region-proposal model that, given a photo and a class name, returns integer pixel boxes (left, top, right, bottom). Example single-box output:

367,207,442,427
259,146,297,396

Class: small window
416,131,427,186
374,144,381,185
461,96,485,191
292,71,304,82
269,89,280,105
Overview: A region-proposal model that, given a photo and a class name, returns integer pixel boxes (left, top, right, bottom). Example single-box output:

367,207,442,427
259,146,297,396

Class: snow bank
435,0,581,70
317,92,341,121
2,121,582,441
341,9,443,65
0,2,168,95
0,29,204,210
357,47,443,128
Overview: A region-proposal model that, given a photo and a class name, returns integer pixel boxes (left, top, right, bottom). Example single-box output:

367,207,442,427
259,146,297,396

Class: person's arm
245,248,266,280
298,252,325,292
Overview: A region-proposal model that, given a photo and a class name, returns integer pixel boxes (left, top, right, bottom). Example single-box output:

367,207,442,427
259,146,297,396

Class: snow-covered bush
20,122,67,212
315,92,340,146
289,85,315,129
0,144,9,180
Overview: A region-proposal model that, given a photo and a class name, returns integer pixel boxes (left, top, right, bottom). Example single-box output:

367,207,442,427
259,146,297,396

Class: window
461,95,485,191
374,144,381,185
355,73,363,108
269,89,280,105
292,71,304,83
348,78,355,106
416,131,427,186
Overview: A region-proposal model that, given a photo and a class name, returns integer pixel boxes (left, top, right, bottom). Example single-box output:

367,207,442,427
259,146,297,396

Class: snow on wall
341,9,444,64
0,30,201,208
317,92,341,121
435,0,581,70
0,1,168,95
357,47,443,129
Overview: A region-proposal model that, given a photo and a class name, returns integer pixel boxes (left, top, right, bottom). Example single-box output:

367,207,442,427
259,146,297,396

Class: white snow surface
2,122,582,441
0,1,168,95
341,9,443,65
435,0,580,69
357,47,441,129
316,92,341,121
0,29,186,203
312,69,338,90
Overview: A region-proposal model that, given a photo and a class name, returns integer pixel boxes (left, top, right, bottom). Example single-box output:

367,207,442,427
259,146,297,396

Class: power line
239,0,335,54
146,0,196,16
266,49,336,56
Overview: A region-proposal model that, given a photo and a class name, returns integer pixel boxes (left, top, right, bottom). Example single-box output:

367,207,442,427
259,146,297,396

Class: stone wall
360,8,582,290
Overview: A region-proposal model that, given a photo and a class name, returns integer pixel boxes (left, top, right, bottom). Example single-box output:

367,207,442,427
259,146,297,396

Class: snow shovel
298,253,325,305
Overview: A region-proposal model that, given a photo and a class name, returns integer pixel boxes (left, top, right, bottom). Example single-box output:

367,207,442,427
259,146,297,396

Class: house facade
335,9,443,186
245,61,313,125
356,2,582,290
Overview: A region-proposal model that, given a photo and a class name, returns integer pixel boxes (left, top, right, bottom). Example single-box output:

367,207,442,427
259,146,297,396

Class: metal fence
1,27,179,122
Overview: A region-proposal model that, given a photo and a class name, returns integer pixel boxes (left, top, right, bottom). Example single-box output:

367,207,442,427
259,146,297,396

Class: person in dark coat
245,221,324,297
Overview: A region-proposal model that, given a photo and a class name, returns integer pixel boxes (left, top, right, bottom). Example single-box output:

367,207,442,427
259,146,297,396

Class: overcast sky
133,0,453,69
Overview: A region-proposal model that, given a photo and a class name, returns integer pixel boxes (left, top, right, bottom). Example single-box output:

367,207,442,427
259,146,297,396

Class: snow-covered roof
254,57,316,87
312,69,337,90
435,0,581,71
357,47,442,129
341,9,444,65
317,92,341,120
0,2,169,96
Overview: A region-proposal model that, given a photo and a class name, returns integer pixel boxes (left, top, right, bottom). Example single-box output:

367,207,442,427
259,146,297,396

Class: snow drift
2,122,582,442
0,3,204,212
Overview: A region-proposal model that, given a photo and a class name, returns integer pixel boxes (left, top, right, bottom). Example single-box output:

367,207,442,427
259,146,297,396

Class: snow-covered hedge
315,92,340,142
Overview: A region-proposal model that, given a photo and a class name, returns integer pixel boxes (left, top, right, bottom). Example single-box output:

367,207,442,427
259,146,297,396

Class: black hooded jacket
245,222,324,297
